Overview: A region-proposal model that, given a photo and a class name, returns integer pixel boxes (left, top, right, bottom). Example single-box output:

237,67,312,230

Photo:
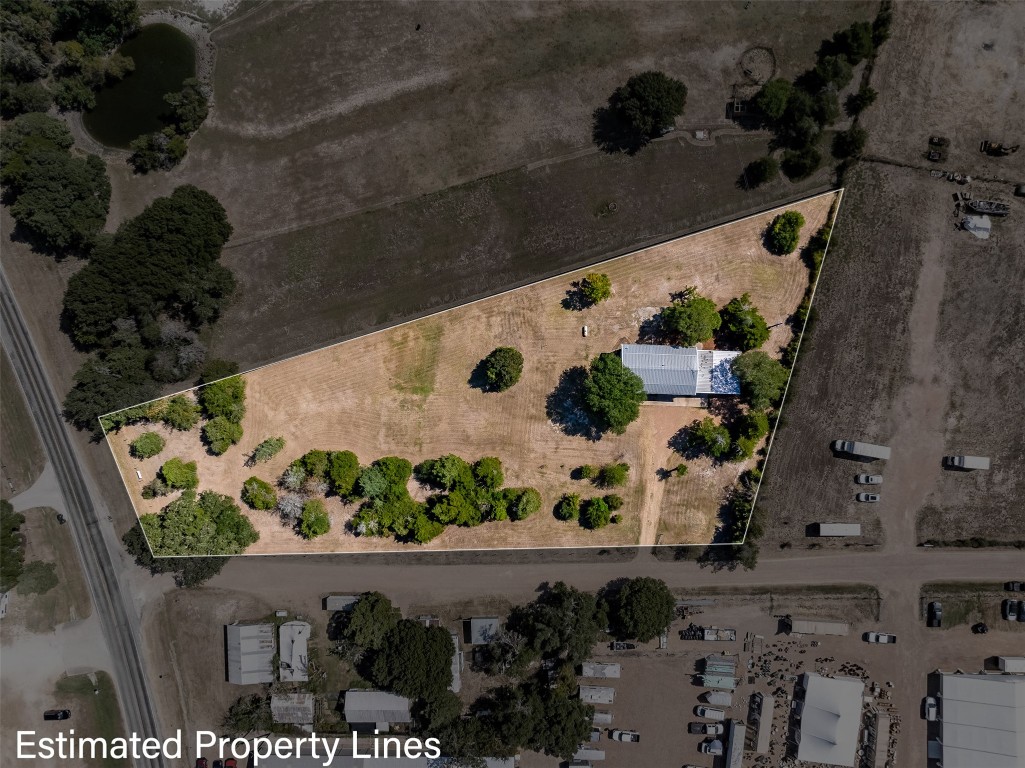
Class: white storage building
225,622,276,685
930,673,1025,767
794,672,864,767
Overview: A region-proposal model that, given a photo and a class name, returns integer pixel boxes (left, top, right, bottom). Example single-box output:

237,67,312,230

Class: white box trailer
592,711,613,726
833,440,891,460
579,686,615,704
702,691,733,707
785,617,849,636
573,748,605,761
815,523,862,537
943,455,990,470
997,656,1025,673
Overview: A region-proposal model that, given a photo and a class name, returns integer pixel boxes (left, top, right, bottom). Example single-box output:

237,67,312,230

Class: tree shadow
561,281,588,311
591,105,648,155
545,366,602,441
667,423,702,460
467,357,492,392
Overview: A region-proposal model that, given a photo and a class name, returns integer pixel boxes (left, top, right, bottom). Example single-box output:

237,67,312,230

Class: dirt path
877,196,951,551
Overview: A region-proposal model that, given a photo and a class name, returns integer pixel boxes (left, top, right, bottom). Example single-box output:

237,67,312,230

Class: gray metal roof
620,344,740,396
225,622,276,685
271,693,315,725
343,690,412,724
468,616,500,645
795,673,864,767
938,674,1025,767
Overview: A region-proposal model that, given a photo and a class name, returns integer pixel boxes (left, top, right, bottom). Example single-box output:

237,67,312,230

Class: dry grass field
1,348,45,497
107,192,838,554
754,1,1025,553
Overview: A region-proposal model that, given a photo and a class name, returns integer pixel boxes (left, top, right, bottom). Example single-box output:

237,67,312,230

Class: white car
856,474,883,484
864,632,897,644
609,729,640,743
924,697,938,721
856,492,880,502
695,706,725,721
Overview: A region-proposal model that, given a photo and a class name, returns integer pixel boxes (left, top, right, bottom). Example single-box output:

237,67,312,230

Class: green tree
0,501,26,591
327,450,360,498
580,272,612,305
371,620,454,700
720,292,771,350
203,416,243,455
140,490,257,556
199,358,239,385
845,86,877,116
604,494,624,511
580,497,611,529
754,78,793,122
767,211,806,255
472,456,504,490
832,125,868,158
62,346,157,434
221,694,271,737
130,431,165,459
506,488,542,521
732,350,789,410
812,55,853,89
830,20,875,64
480,347,524,392
658,288,721,345
160,457,198,489
578,464,597,480
609,71,687,139
161,395,201,431
582,353,647,434
300,499,330,538
605,577,675,642
252,436,285,464
241,477,276,510
343,592,400,651
301,449,330,480
122,523,227,588
596,462,629,488
509,581,606,663
198,375,246,422
164,78,208,134
689,417,732,459
742,156,779,189
781,145,822,180
554,493,581,521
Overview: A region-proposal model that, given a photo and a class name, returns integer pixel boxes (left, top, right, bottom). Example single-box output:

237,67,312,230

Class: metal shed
579,685,615,704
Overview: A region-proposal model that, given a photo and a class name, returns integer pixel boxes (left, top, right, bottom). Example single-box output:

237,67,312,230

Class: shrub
472,456,504,490
410,512,445,544
198,375,246,422
742,157,779,189
327,450,360,498
161,395,201,431
845,86,877,116
280,462,307,492
506,488,542,521
676,463,688,477
18,561,58,595
580,273,612,305
580,497,611,529
766,211,806,255
300,499,330,539
554,494,581,521
241,477,276,510
579,465,598,480
130,431,165,459
604,494,624,511
753,78,793,122
480,347,524,392
832,126,868,159
203,416,243,455
689,417,732,459
160,458,198,489
719,293,770,351
252,436,285,463
781,146,822,180
301,449,330,480
596,462,629,488
141,477,170,499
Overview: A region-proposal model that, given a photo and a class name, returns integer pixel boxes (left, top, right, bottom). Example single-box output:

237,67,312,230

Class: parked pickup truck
610,730,640,743
864,632,897,644
688,722,724,735
943,455,990,470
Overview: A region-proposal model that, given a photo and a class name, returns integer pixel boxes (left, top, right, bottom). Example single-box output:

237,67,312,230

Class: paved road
0,269,164,768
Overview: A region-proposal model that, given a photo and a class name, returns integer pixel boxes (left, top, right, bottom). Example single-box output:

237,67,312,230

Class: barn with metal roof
793,672,865,767
620,344,740,397
225,622,276,685
930,673,1025,767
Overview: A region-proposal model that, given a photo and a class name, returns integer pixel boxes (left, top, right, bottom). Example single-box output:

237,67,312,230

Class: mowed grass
107,192,838,555
1,348,45,496
54,672,126,768
19,507,93,633
921,582,1025,631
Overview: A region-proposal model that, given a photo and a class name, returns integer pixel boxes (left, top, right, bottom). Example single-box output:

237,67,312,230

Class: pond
83,24,197,149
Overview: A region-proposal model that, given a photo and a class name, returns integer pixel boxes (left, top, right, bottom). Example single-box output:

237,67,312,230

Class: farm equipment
981,140,1019,156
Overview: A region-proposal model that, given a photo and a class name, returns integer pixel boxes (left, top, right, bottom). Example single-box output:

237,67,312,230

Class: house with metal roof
324,595,359,612
725,719,747,768
620,344,741,397
343,690,412,730
579,685,616,704
279,621,310,682
226,622,276,685
929,672,1025,768
793,672,865,767
581,661,621,679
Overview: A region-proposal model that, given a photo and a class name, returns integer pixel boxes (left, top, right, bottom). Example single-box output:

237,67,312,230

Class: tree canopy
605,577,676,642
582,353,647,434
241,477,276,510
140,490,258,556
342,592,400,651
658,288,721,345
508,581,606,663
130,431,165,459
160,457,198,489
580,273,612,305
732,350,789,410
767,211,806,255
719,292,771,351
1,500,26,591
610,71,687,139
742,156,779,189
371,620,454,700
689,417,732,459
300,499,330,538
480,347,524,392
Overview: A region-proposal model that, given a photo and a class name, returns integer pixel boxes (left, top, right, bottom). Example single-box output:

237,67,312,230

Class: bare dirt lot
107,193,838,554
754,0,1025,553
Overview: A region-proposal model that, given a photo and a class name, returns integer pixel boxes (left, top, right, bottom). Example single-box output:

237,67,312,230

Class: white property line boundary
101,188,844,558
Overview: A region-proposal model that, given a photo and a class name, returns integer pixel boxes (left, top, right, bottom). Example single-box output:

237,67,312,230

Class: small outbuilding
324,595,359,612
580,661,621,679
466,616,500,645
270,693,315,725
785,617,850,636
279,621,310,682
343,690,412,730
579,685,615,704
815,523,862,537
226,622,276,685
